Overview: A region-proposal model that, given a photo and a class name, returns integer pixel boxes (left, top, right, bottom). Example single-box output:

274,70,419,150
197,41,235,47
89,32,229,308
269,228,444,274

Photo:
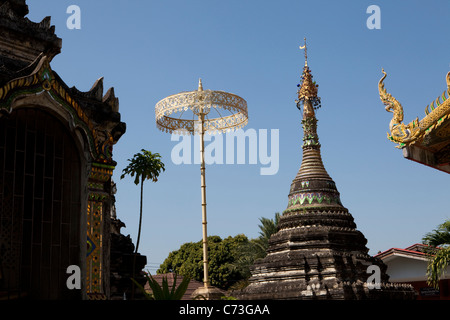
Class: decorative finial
297,38,321,111
198,78,203,91
299,37,308,67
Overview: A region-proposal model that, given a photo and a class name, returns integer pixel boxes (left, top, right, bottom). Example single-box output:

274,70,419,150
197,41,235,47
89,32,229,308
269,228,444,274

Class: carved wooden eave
379,70,450,173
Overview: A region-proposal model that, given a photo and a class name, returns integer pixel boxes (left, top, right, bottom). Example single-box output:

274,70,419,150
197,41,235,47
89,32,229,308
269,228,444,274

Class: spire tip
299,38,308,67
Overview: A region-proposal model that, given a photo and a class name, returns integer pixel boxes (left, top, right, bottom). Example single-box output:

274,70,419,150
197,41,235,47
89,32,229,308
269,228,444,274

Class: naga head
379,68,404,130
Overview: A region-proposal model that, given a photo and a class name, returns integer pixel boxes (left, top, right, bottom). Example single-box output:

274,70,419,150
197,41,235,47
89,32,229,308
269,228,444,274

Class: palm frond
426,247,450,288
422,219,450,247
137,273,191,300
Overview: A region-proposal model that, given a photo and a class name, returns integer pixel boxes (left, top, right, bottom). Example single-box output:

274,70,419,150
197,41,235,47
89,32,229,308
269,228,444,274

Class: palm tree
230,212,280,286
121,149,165,298
256,212,280,249
422,220,450,247
245,212,281,260
422,219,450,288
120,149,165,254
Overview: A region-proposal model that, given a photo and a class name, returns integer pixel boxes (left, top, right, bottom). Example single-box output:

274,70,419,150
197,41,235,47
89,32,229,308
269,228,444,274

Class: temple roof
0,0,61,65
0,1,125,165
379,70,450,173
0,0,28,17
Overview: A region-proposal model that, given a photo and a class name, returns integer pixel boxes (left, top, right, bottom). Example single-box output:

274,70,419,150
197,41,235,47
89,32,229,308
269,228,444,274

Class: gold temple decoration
297,38,321,114
155,79,248,135
155,80,248,294
379,69,450,148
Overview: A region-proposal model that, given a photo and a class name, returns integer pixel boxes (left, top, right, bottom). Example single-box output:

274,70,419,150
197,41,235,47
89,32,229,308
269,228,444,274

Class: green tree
231,212,280,285
158,235,250,290
120,149,165,254
157,213,281,292
422,219,450,288
255,212,280,251
423,220,450,247
121,149,165,298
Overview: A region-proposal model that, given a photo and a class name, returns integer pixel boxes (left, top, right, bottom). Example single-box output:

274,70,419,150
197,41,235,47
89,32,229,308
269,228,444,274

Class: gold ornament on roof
379,69,450,148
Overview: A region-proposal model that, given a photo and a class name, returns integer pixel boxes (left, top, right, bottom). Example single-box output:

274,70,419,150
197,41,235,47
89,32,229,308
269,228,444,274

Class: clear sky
28,0,449,273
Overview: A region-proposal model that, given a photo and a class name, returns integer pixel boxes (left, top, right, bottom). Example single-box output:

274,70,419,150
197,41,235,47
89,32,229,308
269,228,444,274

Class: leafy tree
158,235,250,290
158,213,281,292
422,219,450,288
229,238,265,284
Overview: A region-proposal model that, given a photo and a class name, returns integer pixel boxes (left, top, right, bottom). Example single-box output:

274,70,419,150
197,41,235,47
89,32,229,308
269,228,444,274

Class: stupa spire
293,41,332,184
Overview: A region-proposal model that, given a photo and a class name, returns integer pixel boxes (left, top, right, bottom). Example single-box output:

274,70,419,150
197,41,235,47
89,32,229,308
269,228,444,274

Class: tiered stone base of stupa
238,207,415,300
238,150,415,300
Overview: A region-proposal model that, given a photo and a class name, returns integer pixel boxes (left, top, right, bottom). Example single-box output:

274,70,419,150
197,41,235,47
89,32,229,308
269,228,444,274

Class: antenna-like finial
297,37,320,111
299,37,308,67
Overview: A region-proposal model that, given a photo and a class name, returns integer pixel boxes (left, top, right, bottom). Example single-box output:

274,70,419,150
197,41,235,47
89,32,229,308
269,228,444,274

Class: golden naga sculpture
379,69,450,148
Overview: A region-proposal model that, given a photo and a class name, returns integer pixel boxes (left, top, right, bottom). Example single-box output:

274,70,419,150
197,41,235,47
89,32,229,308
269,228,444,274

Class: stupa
238,40,416,300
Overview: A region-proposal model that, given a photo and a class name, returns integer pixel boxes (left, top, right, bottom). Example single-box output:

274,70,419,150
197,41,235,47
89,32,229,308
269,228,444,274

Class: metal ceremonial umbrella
155,79,248,291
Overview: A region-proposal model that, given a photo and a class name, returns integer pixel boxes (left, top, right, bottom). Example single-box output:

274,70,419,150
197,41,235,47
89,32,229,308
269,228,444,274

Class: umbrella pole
199,113,209,288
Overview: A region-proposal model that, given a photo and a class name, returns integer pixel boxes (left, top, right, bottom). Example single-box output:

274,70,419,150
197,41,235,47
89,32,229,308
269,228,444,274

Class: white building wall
385,256,450,282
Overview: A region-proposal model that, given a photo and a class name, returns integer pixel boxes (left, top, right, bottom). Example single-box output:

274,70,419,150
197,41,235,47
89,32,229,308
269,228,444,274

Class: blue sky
28,0,449,273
